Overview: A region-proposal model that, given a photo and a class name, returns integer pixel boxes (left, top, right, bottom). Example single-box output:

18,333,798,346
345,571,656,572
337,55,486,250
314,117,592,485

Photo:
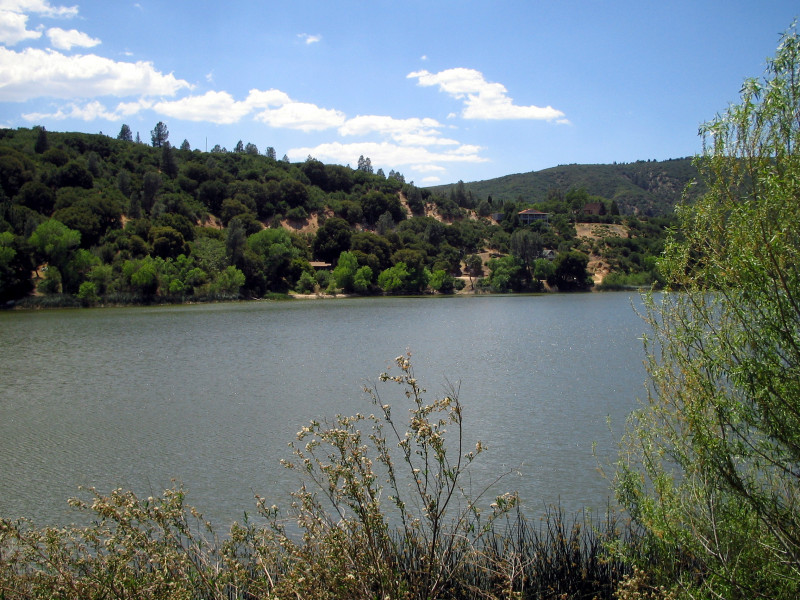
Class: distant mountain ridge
429,157,701,216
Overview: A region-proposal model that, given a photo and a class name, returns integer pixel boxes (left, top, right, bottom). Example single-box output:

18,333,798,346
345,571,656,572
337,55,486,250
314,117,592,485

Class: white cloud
298,33,321,45
412,164,446,173
23,99,120,121
243,87,292,108
46,27,100,50
149,88,342,131
154,90,251,124
114,98,152,116
421,175,441,184
287,141,487,169
408,67,567,122
255,101,345,131
0,0,78,18
0,46,192,101
0,9,41,44
339,115,458,146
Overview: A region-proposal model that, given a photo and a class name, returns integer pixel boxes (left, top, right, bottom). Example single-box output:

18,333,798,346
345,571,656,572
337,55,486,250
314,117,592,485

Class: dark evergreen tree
225,218,247,266
34,127,49,154
128,191,142,219
547,250,592,291
117,170,131,198
357,155,373,174
142,171,162,213
150,121,169,148
117,124,133,142
160,142,178,179
312,217,352,263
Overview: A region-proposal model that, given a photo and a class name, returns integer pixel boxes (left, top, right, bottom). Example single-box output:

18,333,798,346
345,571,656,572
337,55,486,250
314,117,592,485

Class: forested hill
428,158,701,217
0,125,675,306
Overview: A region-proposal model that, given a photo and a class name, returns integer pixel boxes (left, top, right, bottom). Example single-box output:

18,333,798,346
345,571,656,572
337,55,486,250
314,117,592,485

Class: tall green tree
142,171,162,213
117,124,133,142
546,250,591,291
331,250,359,292
616,25,800,598
0,231,34,300
377,261,410,293
160,142,178,178
28,219,80,270
150,121,169,148
247,227,299,291
357,155,373,174
486,255,524,292
464,253,483,288
510,229,543,284
312,216,351,262
34,126,49,154
15,181,55,214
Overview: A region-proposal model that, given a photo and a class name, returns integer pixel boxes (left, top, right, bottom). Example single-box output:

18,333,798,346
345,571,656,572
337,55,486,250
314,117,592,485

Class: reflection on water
0,293,649,527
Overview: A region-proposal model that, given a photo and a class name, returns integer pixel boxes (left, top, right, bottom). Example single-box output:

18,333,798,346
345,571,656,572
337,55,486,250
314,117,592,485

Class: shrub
76,280,98,305
294,270,316,294
260,352,520,599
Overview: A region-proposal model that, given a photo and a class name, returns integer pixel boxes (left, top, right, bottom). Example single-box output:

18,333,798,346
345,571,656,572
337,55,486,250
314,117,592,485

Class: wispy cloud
0,0,78,19
298,32,321,45
24,99,121,121
408,67,568,122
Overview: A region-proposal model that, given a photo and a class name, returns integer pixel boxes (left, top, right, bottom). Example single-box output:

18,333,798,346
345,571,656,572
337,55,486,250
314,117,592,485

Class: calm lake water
0,293,650,528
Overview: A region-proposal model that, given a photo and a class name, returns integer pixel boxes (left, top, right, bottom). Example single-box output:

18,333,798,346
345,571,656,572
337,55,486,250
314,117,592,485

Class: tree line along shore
1,124,674,308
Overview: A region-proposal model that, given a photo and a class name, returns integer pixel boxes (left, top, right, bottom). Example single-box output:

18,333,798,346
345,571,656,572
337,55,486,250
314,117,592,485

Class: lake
0,292,650,528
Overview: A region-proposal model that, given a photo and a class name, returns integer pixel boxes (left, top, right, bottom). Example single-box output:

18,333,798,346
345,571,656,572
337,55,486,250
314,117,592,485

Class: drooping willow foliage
616,23,800,599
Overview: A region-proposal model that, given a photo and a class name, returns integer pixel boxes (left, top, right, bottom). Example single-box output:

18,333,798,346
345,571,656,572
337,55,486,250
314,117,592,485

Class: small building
518,209,549,225
583,202,606,216
310,261,332,270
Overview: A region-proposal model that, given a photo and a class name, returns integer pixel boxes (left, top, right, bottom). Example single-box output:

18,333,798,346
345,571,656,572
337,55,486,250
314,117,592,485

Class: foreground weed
272,351,519,599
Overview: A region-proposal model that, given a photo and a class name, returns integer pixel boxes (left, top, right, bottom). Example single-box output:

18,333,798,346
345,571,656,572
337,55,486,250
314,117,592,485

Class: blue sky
0,1,797,186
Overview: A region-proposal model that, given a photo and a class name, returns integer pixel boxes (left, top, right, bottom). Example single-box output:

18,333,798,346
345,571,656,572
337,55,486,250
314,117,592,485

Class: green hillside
0,126,676,306
429,157,702,216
